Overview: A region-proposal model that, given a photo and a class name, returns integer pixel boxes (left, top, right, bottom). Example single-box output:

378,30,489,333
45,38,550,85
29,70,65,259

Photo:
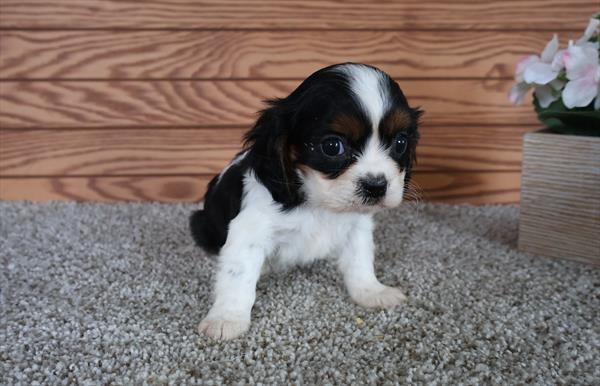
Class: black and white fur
191,63,421,339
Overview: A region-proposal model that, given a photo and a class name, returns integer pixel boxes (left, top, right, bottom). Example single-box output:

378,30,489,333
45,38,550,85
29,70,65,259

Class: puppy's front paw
351,285,407,309
198,317,250,340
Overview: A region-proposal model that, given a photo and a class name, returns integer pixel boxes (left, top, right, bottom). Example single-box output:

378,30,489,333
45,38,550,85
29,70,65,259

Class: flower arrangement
509,14,600,135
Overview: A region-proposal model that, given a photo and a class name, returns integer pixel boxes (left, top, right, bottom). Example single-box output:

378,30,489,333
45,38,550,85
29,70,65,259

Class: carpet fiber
1,201,598,385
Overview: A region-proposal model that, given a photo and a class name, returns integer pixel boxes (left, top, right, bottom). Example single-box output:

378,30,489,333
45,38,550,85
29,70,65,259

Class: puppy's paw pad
352,286,407,309
198,318,250,340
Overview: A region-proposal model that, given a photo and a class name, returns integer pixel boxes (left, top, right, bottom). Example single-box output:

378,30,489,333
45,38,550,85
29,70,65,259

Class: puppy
191,63,421,339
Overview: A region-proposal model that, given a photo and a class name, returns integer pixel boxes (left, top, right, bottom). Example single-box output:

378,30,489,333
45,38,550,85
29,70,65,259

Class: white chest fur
269,207,372,270
227,172,374,272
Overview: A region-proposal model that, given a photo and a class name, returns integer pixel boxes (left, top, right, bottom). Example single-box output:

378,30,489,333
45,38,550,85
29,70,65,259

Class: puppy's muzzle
358,174,388,204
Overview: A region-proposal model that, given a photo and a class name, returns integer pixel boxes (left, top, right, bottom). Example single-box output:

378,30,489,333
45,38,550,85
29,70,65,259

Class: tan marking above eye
330,114,366,142
381,109,412,136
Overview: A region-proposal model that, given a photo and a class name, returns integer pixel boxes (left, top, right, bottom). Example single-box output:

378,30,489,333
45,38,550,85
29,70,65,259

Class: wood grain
0,0,564,205
0,30,558,79
0,171,521,203
0,0,593,30
0,126,527,176
418,125,527,171
0,176,210,202
414,171,520,204
0,129,243,176
0,80,537,128
519,131,600,264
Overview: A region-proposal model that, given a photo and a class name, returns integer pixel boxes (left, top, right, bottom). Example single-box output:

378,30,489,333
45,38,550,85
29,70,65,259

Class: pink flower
562,42,600,109
509,17,600,109
522,34,562,85
509,34,563,107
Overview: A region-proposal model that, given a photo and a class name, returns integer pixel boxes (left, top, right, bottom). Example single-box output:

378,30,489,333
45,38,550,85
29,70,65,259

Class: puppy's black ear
244,99,286,161
409,106,423,154
243,99,303,209
403,106,423,183
411,107,424,125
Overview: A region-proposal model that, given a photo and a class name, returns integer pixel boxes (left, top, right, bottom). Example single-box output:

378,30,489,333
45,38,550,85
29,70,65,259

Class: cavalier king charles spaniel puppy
191,63,421,339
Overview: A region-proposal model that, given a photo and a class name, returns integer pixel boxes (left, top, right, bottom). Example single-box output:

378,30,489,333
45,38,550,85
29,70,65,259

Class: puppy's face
245,63,421,212
291,64,421,212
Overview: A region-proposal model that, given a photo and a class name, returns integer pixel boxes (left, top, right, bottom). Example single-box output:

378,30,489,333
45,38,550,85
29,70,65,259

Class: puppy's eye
321,136,346,157
394,134,408,155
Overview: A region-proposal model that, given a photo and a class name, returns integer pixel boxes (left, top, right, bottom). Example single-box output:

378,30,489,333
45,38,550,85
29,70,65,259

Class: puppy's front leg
338,216,406,309
198,214,271,340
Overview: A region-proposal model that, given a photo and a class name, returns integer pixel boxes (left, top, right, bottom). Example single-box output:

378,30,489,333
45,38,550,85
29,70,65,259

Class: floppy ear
243,100,304,209
411,107,424,125
244,99,286,162
401,106,423,185
409,106,423,162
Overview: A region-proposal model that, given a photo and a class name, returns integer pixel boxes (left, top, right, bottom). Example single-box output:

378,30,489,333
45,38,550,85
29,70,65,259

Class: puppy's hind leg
198,210,273,340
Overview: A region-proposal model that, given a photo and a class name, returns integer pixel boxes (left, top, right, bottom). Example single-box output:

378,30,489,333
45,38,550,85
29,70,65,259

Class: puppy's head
245,63,422,212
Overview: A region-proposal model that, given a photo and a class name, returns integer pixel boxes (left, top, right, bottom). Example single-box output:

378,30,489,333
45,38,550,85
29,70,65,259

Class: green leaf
533,96,600,136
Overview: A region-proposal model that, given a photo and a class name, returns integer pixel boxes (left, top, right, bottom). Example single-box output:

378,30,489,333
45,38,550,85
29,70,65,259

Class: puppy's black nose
358,174,388,200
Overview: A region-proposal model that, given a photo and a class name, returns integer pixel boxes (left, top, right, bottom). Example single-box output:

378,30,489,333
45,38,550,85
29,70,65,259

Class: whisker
403,180,424,212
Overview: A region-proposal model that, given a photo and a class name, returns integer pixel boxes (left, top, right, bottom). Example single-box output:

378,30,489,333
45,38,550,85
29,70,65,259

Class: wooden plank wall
0,1,595,204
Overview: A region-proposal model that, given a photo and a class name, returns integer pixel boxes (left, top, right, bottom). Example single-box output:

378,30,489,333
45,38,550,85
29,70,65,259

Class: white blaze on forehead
358,134,389,169
335,64,390,131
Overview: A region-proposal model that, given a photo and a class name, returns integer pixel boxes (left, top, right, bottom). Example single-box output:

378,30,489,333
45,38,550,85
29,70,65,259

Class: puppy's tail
189,209,221,255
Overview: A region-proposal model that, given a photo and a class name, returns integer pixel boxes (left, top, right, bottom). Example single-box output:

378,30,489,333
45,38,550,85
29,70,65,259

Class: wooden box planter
519,130,600,265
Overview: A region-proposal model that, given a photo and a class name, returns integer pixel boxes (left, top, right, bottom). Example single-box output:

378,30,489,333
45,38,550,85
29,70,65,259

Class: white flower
534,78,566,108
509,82,530,105
509,55,537,104
509,34,563,107
523,34,562,85
510,17,600,109
562,42,600,109
576,18,600,45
